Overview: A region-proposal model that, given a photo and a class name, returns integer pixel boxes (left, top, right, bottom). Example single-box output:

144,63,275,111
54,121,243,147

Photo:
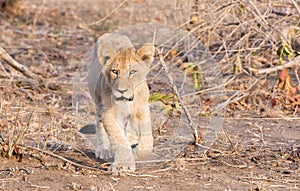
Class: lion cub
87,33,154,174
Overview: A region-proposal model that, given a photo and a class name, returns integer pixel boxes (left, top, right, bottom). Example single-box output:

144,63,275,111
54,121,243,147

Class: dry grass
186,0,300,116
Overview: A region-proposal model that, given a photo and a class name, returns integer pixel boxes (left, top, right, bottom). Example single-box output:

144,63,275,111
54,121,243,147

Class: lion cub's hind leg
95,120,113,160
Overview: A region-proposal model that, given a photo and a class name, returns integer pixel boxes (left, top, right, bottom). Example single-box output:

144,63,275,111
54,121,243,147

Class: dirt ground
0,0,300,190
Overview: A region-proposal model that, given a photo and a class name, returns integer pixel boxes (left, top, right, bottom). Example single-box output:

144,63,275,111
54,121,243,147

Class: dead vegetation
185,0,300,118
0,0,300,190
1,0,20,14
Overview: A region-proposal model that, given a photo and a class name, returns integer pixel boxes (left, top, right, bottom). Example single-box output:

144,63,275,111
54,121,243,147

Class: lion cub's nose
117,89,128,94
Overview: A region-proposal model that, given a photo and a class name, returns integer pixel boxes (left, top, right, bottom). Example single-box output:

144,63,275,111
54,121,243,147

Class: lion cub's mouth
115,95,134,101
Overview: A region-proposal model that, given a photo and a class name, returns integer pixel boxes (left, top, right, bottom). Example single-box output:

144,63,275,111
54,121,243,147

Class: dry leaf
278,68,298,96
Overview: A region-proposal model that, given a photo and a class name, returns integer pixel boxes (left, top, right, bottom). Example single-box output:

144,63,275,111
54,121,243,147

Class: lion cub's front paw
95,145,113,160
111,148,135,175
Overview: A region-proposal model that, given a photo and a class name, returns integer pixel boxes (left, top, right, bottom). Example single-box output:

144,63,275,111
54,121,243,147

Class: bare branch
0,47,43,83
23,145,110,174
158,51,200,143
87,0,128,26
250,56,300,75
291,0,300,15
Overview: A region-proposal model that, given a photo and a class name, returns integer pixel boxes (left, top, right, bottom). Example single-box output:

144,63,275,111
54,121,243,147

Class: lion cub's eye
129,70,137,76
111,69,119,76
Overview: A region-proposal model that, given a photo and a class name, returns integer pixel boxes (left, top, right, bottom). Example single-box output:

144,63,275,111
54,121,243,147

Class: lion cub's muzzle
113,89,134,101
115,95,134,101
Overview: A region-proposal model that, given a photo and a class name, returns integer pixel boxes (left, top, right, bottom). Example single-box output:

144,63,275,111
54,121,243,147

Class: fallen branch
0,47,43,83
23,145,110,174
125,173,159,178
250,56,300,75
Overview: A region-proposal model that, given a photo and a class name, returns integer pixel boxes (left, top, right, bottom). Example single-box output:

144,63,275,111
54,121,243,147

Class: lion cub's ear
137,43,155,65
97,45,116,65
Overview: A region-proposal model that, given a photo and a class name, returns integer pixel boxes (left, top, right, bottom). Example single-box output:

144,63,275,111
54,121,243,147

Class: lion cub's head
100,44,155,101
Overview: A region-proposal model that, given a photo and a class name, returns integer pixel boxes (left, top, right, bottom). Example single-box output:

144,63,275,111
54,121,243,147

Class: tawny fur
87,33,154,174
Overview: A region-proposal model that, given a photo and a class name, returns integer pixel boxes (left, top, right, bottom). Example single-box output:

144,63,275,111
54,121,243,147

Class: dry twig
251,56,300,75
158,51,200,143
23,145,110,174
125,173,159,178
0,47,43,83
222,158,248,169
87,0,128,26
